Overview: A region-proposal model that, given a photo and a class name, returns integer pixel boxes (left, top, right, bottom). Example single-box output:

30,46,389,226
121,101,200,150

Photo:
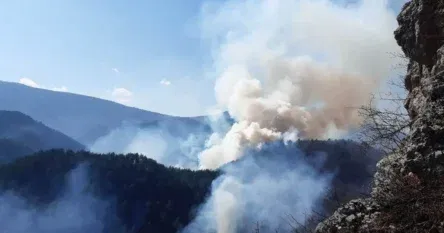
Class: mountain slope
0,111,85,161
0,81,203,145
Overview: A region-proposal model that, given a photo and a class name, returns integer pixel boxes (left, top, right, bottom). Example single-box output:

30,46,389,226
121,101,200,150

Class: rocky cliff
315,0,444,232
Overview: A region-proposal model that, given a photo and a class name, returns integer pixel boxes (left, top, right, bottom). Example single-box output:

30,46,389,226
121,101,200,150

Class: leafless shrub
357,94,410,155
357,53,410,155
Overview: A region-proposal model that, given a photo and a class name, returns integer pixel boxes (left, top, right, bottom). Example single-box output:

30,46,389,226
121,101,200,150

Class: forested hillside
0,150,217,233
0,139,381,233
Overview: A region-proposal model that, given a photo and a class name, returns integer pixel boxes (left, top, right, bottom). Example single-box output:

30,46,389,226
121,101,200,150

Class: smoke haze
0,164,120,233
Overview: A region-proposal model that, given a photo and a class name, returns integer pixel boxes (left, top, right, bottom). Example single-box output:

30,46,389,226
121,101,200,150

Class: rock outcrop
316,0,444,232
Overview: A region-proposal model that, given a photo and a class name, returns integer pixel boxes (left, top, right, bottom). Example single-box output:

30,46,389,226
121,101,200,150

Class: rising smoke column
198,0,403,169
181,142,332,233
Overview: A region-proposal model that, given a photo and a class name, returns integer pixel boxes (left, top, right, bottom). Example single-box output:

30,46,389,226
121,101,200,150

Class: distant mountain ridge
0,138,34,163
0,110,85,162
0,81,204,145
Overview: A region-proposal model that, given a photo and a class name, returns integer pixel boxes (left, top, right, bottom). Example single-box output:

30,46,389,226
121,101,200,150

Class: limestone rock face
315,199,381,233
394,0,444,68
316,0,444,232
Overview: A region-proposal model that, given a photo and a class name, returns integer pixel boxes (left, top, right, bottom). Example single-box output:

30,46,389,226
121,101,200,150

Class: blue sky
0,0,220,116
0,0,407,116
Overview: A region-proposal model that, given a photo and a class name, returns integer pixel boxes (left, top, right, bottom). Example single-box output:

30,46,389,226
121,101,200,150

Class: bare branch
356,54,410,155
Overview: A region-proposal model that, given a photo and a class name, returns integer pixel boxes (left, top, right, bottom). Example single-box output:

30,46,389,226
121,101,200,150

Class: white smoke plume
198,0,403,169
89,120,215,169
90,125,171,163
